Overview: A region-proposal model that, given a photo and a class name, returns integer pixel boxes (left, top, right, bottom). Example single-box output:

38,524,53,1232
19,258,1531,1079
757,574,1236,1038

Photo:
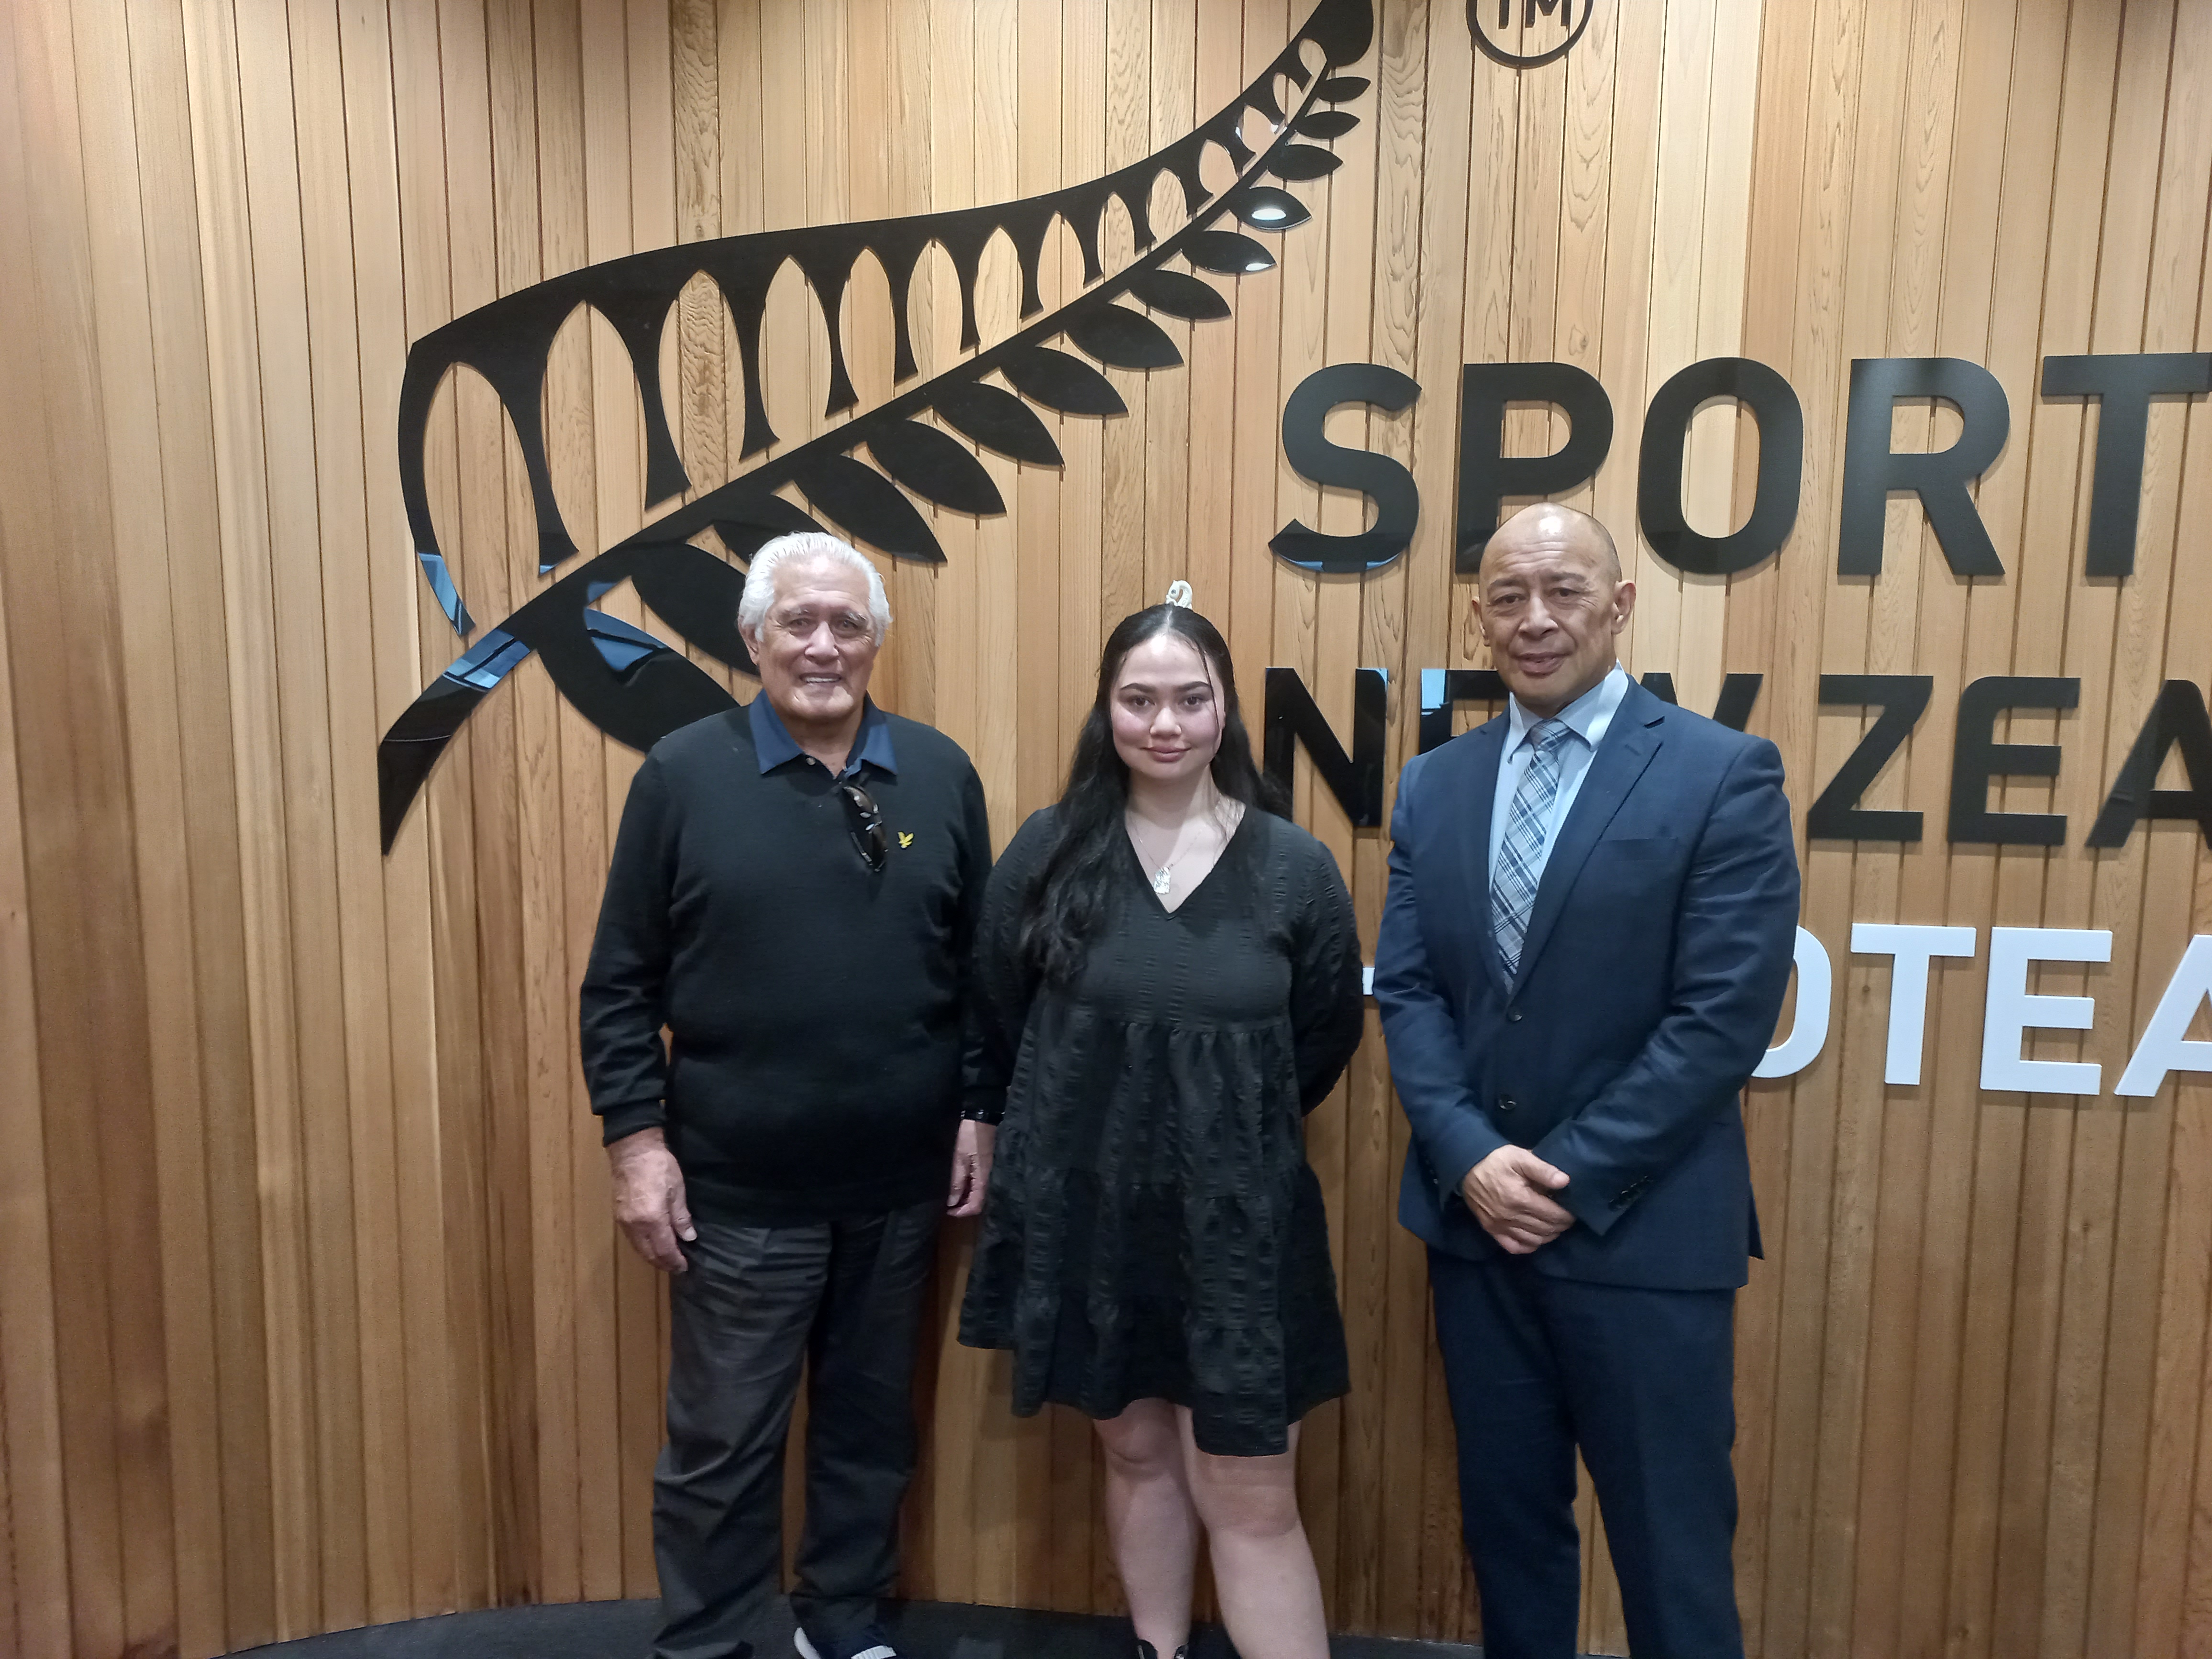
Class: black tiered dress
957,805,1367,1457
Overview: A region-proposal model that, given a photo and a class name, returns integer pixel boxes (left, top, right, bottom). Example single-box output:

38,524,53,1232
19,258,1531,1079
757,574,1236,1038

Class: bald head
1471,502,1636,718
1482,502,1622,582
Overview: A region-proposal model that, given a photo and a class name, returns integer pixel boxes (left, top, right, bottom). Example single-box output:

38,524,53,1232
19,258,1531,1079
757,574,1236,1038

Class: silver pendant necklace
1133,822,1188,895
1132,789,1231,899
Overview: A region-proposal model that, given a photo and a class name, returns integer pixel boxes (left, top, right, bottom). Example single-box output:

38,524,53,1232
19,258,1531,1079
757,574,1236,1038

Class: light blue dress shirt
1486,663,1632,889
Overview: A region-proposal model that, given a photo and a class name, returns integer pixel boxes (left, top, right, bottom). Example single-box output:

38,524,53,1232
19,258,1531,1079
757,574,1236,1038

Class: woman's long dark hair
1019,603,1285,985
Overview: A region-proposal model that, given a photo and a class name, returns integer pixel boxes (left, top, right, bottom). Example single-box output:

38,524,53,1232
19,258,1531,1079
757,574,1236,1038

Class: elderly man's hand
608,1127,696,1272
947,1120,995,1217
1460,1145,1573,1255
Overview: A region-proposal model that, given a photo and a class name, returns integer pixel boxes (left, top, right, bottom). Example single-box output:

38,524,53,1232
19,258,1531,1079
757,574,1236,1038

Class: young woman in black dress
959,595,1366,1659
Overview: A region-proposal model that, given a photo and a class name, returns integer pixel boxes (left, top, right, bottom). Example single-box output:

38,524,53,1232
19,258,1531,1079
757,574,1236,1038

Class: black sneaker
793,1625,901,1659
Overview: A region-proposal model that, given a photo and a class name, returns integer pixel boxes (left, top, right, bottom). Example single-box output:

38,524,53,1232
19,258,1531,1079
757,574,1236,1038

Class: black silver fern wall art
377,0,1375,852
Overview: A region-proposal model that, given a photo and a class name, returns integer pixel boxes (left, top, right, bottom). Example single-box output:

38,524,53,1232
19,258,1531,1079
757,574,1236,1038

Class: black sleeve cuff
599,1100,668,1146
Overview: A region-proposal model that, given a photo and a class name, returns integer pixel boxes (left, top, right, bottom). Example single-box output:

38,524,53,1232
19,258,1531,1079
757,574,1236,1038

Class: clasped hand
1461,1145,1572,1254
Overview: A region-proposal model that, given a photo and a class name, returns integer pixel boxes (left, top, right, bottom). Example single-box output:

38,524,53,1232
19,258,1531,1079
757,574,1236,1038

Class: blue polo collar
749,694,898,779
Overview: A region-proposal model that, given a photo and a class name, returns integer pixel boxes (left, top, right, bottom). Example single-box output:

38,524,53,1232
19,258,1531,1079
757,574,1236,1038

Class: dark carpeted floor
226,1598,1500,1659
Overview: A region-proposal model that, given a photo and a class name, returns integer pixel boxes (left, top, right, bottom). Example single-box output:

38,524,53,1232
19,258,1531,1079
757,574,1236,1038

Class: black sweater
580,703,992,1222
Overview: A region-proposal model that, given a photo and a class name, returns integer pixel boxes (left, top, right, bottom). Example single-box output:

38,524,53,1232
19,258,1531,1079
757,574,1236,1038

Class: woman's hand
947,1119,996,1216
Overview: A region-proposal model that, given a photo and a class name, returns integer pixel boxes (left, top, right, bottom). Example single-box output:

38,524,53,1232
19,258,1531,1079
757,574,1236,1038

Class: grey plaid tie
1492,719,1574,977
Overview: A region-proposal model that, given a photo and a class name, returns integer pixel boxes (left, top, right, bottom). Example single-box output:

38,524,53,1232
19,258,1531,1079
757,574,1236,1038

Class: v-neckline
1126,803,1249,916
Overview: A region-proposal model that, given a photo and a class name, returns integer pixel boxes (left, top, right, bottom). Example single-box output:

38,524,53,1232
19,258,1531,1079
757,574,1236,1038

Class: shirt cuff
598,1099,668,1146
1430,1112,1513,1206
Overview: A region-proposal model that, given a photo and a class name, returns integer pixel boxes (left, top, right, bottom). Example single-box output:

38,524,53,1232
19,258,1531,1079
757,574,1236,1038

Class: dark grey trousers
653,1199,940,1659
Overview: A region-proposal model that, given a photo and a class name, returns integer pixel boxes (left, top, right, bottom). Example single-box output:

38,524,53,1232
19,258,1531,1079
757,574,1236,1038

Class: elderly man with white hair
582,532,995,1659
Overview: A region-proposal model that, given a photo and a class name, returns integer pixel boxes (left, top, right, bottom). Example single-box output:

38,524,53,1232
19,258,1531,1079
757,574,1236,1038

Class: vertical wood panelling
283,0,376,1628
1716,0,1808,1630
9,0,177,1651
142,0,284,1637
79,0,229,1644
1339,0,1420,1634
2134,22,2212,1655
0,26,75,1653
571,0,634,1609
6,2,2212,1656
1396,0,1470,1639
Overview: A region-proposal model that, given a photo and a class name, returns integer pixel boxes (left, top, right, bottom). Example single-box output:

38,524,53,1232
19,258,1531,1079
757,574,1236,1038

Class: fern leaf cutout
867,422,1006,518
791,457,948,565
1128,270,1234,321
1000,348,1128,417
1064,307,1183,372
1184,231,1277,275
378,0,1375,851
929,382,1064,465
1267,145,1344,181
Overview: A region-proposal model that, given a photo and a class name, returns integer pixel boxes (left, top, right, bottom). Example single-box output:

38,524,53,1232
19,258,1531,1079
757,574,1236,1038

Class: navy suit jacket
1373,679,1800,1290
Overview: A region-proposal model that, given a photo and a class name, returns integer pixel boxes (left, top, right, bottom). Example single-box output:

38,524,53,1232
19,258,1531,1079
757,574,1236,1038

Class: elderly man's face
742,555,880,733
1473,508,1635,718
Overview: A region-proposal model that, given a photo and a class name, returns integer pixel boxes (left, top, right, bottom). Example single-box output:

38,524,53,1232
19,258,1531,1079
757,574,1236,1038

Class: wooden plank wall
2,0,2211,1655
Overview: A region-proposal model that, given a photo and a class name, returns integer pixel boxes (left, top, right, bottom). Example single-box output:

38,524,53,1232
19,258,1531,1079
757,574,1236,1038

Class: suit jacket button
1506,1006,1523,1023
1497,1095,1516,1113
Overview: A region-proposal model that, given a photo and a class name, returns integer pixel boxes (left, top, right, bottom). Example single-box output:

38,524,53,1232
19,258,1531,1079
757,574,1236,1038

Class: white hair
738,532,893,642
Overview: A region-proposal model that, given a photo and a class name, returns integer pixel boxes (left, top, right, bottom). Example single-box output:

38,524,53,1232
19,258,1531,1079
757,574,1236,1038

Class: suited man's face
1473,509,1636,718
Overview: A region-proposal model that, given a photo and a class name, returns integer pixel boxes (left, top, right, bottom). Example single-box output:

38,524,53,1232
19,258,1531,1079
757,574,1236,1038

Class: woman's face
1108,630,1226,788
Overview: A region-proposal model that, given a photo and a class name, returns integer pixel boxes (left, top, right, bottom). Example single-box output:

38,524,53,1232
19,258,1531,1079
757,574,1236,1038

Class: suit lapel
1455,717,1513,998
1511,688,1665,985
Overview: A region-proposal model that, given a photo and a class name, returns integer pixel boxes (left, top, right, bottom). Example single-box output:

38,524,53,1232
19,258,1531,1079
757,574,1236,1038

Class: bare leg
1181,1412,1329,1659
1095,1400,1198,1657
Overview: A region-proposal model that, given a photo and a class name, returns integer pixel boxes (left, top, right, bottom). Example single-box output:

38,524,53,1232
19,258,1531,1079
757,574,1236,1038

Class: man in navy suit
1373,503,1799,1659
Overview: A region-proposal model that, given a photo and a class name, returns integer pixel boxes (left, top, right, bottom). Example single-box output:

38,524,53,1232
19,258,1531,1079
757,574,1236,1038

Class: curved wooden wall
4,0,2212,1656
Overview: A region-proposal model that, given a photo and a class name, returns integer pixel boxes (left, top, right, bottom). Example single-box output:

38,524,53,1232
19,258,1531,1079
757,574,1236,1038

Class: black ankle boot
1134,1645,1188,1659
